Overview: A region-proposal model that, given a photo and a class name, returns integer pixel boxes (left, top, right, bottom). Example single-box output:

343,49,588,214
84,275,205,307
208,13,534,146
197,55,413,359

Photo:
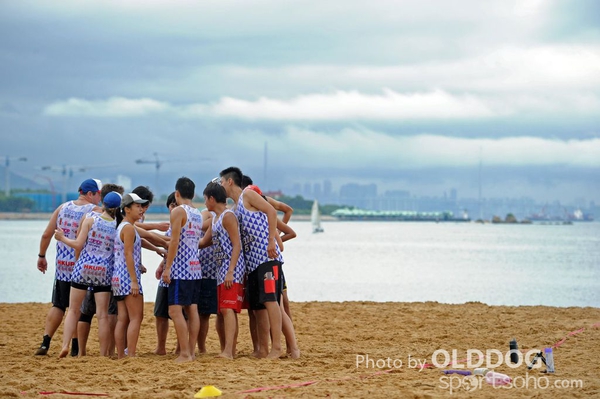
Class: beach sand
1,301,599,398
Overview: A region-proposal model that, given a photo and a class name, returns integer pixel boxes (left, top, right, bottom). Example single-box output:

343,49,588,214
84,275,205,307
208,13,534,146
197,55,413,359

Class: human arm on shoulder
121,224,140,297
276,219,296,243
140,237,167,257
199,224,213,249
54,216,93,253
162,206,185,284
201,210,212,232
267,196,294,224
135,226,169,249
222,212,241,289
135,221,170,232
37,206,61,274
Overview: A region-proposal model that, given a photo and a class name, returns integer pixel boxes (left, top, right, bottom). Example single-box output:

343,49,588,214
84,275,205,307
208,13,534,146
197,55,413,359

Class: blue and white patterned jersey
112,221,143,296
235,190,283,274
158,226,171,288
212,209,245,285
199,211,218,280
55,201,96,281
170,204,202,280
71,213,116,287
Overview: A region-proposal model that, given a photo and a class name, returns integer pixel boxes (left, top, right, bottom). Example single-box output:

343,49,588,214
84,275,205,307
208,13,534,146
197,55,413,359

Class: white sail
312,200,324,233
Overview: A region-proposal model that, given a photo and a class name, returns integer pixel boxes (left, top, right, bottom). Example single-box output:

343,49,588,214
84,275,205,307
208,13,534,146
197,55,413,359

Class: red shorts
217,282,244,314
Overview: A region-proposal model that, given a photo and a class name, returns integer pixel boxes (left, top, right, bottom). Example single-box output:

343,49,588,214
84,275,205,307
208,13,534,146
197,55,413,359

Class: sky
1,0,599,204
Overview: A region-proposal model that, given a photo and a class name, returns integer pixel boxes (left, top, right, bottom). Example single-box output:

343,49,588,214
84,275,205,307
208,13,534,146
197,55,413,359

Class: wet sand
1,301,599,398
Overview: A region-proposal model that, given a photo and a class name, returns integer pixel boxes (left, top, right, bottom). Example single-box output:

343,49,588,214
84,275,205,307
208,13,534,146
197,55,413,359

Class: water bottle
263,271,276,294
485,371,511,386
545,347,555,373
509,338,519,363
473,367,490,376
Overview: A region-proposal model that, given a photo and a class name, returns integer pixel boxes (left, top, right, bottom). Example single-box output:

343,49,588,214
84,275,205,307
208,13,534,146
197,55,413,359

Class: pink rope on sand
20,391,109,396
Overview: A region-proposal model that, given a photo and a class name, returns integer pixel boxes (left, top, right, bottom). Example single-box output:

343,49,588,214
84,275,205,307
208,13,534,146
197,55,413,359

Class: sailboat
311,200,324,233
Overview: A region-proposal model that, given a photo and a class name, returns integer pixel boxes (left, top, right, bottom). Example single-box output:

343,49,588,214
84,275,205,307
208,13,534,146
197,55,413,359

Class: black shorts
154,286,170,319
248,260,282,310
168,279,201,307
197,279,218,315
80,290,96,316
51,279,71,311
80,290,117,322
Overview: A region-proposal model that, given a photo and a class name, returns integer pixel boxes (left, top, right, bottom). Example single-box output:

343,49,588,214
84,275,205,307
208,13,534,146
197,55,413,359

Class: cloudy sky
1,0,599,203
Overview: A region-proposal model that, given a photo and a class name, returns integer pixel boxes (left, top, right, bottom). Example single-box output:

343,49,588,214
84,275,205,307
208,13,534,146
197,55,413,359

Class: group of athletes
35,166,300,362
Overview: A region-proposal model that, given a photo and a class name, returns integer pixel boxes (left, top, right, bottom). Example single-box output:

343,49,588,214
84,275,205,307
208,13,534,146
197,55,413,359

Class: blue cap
103,192,122,208
79,178,102,194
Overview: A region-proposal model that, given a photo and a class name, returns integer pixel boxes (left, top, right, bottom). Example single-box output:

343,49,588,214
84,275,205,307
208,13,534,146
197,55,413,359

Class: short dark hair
132,186,154,204
241,175,253,189
219,167,243,187
101,183,124,201
166,191,176,208
176,176,195,200
203,182,227,204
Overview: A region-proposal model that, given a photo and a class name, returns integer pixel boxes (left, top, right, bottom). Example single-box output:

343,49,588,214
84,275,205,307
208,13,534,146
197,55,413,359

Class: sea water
1,220,598,307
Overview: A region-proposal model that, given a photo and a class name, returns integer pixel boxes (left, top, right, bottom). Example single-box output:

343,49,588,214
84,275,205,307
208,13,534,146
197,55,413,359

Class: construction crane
135,152,165,198
1,155,27,197
135,152,212,198
39,164,115,203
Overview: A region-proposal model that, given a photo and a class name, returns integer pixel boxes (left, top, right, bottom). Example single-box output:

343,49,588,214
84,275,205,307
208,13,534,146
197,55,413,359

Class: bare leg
124,294,143,357
216,309,237,359
169,305,193,363
108,314,117,356
186,304,200,360
283,290,292,321
280,300,300,358
248,310,260,357
264,301,282,359
253,309,269,358
198,313,210,354
59,287,86,358
94,292,111,357
115,301,129,359
35,306,66,355
154,316,169,355
215,313,225,352
77,320,91,356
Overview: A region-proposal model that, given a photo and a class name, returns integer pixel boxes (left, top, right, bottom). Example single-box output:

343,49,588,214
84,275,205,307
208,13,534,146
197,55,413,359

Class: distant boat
311,200,324,233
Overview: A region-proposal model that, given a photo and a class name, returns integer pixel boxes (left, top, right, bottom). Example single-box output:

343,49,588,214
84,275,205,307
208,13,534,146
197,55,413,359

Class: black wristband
38,254,45,258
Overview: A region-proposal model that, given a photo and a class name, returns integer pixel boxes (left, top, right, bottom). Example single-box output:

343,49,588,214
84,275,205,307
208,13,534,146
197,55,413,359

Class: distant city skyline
1,1,598,205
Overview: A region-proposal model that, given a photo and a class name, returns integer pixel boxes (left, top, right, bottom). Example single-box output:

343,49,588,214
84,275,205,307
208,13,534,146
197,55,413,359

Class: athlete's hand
267,238,277,259
37,257,48,274
140,264,147,274
54,228,65,241
162,268,171,285
154,222,170,232
131,281,140,297
225,271,234,289
155,260,165,280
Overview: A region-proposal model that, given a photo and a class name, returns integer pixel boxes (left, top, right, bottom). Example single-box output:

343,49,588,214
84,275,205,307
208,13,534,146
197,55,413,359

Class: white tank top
170,204,203,280
55,201,96,281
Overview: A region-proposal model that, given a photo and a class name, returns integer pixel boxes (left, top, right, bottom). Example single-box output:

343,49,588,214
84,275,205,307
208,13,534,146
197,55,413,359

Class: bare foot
215,352,233,360
174,355,193,363
154,348,167,355
290,348,301,359
58,347,69,358
251,350,267,358
266,349,282,359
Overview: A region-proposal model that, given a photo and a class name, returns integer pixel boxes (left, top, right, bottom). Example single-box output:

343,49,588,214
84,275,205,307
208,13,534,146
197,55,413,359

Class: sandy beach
1,301,599,398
